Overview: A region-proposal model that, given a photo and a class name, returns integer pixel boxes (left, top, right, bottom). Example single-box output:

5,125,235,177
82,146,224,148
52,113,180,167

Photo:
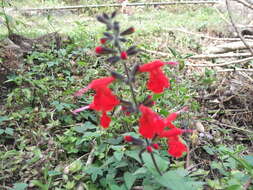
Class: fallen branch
217,68,253,72
167,28,253,42
141,48,253,59
233,0,253,10
186,56,253,67
226,0,253,55
208,41,253,54
8,1,219,12
189,52,252,59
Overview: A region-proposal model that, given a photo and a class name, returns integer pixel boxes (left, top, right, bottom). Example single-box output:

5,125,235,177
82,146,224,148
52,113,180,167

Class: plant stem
116,45,138,111
138,148,146,164
145,138,163,176
150,152,163,176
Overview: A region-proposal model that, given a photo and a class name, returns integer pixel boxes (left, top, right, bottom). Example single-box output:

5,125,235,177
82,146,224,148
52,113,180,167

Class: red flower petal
159,128,184,138
167,139,187,158
138,60,165,72
147,68,169,93
139,60,170,94
89,76,115,90
90,87,120,112
139,105,165,139
100,112,111,128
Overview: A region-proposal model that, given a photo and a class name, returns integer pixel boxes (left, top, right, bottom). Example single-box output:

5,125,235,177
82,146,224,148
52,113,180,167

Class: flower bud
95,46,116,54
107,56,120,64
120,51,128,60
124,136,133,142
152,143,160,150
100,38,108,44
126,46,139,56
146,146,153,153
121,27,135,36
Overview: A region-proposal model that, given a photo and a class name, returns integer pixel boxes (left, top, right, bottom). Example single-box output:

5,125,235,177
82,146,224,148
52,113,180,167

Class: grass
1,1,253,189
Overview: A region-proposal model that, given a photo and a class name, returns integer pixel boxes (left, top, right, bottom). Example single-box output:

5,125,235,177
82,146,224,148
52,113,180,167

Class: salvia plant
72,11,193,176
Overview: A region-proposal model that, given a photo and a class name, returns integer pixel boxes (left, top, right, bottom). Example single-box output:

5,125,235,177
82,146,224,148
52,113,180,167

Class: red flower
100,112,111,128
120,51,128,60
146,146,153,153
124,136,133,142
72,76,119,128
159,128,185,138
100,38,108,44
139,60,178,94
139,105,165,139
167,137,187,158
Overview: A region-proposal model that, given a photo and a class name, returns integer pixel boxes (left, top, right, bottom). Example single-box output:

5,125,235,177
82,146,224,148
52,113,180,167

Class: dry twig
225,0,253,55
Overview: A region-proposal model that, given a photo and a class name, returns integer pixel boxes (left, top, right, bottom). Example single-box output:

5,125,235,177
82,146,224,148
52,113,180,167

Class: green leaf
244,155,253,167
5,127,14,136
74,126,86,134
124,172,136,190
125,150,142,163
0,116,9,124
12,183,28,190
85,166,103,182
113,151,124,161
155,169,204,190
142,152,169,174
48,170,62,176
0,129,5,135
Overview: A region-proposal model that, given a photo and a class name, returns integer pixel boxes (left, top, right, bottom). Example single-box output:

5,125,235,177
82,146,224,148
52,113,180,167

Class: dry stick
167,28,253,42
186,56,253,67
13,1,219,12
226,0,253,55
233,0,253,10
217,68,253,72
142,48,253,59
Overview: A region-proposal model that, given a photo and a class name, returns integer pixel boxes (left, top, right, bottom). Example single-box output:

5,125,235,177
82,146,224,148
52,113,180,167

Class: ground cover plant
1,0,253,189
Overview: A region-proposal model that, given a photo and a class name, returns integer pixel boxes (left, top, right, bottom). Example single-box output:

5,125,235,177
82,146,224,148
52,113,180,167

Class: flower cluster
72,12,193,172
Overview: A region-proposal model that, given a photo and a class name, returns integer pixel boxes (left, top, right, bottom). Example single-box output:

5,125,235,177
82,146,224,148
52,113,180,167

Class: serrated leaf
124,172,136,190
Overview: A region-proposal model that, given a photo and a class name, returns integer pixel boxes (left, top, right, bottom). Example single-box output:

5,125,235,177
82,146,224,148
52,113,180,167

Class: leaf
243,155,253,167
142,152,169,174
85,166,103,182
5,127,14,136
12,183,28,190
0,129,5,135
48,170,62,176
133,167,147,176
113,151,124,161
125,150,141,163
124,172,136,190
155,169,204,190
0,116,9,124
